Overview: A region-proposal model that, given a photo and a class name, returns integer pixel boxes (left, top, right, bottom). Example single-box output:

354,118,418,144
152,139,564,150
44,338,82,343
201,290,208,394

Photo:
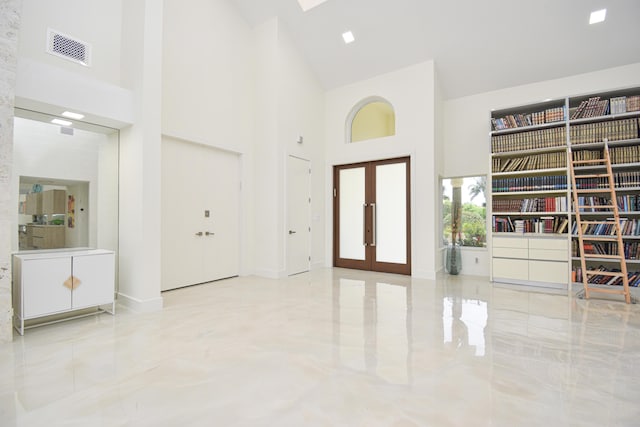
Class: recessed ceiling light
589,8,606,24
297,0,328,12
51,118,72,126
61,111,84,120
342,31,355,44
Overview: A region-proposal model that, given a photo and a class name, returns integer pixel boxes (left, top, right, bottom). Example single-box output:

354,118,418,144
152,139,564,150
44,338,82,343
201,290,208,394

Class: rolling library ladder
570,141,634,304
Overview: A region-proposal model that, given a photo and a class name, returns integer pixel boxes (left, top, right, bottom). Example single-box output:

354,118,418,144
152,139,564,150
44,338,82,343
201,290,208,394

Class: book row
493,216,568,234
492,175,567,192
570,118,639,145
491,127,565,153
492,151,565,173
571,218,640,236
570,97,611,119
572,266,640,287
574,171,640,190
492,196,568,213
610,96,640,114
574,195,640,212
572,144,640,165
571,240,640,260
491,106,565,131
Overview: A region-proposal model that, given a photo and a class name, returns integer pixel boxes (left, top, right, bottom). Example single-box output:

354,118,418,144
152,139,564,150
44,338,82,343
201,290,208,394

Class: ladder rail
570,140,632,304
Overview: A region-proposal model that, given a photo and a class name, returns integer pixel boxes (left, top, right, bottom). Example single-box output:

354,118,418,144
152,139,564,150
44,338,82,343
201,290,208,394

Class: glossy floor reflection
1,268,640,426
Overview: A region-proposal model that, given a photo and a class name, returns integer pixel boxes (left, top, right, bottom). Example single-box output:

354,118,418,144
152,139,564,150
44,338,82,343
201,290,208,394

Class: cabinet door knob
63,276,81,290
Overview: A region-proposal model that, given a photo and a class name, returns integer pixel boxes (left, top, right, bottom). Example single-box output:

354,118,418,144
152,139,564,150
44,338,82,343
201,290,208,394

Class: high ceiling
230,0,640,99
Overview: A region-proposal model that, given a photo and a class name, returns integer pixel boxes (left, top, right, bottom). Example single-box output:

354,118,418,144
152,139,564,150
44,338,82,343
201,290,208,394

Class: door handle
195,231,203,236
371,202,376,247
205,231,215,236
289,230,296,235
363,203,368,246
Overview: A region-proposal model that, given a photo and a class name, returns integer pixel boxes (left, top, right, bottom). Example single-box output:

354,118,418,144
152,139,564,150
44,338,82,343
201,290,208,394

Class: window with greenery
442,176,487,247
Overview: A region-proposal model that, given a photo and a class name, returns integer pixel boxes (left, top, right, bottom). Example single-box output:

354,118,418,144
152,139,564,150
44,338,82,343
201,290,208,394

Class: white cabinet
12,249,115,335
492,236,568,288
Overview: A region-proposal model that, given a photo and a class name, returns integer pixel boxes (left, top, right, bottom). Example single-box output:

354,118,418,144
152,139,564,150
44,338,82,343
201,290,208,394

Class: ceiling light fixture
589,8,606,24
342,31,355,44
297,0,328,12
61,111,84,120
51,118,72,127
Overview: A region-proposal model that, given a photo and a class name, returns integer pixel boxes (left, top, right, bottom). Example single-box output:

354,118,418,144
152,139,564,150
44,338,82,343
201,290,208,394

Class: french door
333,157,411,275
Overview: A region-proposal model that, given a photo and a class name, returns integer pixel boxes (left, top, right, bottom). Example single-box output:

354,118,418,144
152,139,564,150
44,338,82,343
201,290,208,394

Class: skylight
589,8,606,24
297,0,328,12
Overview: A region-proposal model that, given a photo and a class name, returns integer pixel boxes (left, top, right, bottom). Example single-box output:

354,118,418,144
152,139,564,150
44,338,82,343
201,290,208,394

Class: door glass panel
375,162,406,264
339,167,366,260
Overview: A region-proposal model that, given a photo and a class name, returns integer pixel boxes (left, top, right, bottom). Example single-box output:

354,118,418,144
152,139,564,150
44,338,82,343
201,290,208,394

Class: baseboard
252,268,285,279
116,292,163,313
411,269,437,280
311,261,325,270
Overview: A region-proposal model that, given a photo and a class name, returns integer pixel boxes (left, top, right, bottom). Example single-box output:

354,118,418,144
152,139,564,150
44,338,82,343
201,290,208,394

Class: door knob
289,230,296,235
195,231,203,236
205,231,215,236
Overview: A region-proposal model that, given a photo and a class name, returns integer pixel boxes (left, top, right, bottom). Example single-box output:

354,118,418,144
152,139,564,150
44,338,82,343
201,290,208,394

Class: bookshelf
489,87,640,291
569,88,640,294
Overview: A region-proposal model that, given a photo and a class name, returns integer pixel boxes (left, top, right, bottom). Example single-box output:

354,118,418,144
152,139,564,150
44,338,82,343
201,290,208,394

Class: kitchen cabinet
28,225,65,249
23,189,66,215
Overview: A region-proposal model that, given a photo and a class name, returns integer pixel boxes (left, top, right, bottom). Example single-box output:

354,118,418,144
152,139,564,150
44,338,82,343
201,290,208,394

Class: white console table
12,249,115,335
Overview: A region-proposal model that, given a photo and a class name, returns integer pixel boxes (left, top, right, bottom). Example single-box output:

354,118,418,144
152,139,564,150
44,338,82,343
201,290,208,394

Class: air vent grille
47,29,91,66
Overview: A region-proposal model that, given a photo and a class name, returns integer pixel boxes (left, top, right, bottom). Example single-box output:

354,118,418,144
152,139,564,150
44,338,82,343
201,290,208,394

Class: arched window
346,97,396,143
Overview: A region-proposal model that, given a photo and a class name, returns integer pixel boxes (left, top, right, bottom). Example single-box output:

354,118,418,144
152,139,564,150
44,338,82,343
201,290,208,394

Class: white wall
65,183,89,247
442,62,640,278
16,0,133,129
117,0,163,312
18,0,123,86
252,19,279,277
276,21,326,272
161,0,254,154
252,18,326,278
325,61,438,279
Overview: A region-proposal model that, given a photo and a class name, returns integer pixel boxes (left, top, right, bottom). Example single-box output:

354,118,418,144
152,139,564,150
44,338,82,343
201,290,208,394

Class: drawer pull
63,276,82,290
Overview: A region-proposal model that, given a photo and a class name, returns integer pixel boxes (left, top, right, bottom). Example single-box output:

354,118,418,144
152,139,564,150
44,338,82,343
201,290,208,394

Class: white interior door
287,156,311,275
162,138,240,291
202,147,240,281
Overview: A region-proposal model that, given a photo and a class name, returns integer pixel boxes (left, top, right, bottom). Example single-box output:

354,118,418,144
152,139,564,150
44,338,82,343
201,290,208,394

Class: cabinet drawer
529,238,568,251
529,260,568,284
493,258,528,280
529,249,568,261
493,247,528,259
31,227,46,238
31,236,44,248
493,237,528,249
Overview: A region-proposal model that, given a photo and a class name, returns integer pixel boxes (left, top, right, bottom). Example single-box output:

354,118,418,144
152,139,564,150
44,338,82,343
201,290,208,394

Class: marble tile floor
1,268,640,426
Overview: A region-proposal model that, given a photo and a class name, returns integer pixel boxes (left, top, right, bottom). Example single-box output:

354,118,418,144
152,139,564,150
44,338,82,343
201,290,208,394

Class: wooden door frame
333,156,411,275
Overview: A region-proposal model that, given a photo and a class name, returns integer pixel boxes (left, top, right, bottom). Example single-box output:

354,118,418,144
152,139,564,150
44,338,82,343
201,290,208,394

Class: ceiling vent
46,29,91,66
